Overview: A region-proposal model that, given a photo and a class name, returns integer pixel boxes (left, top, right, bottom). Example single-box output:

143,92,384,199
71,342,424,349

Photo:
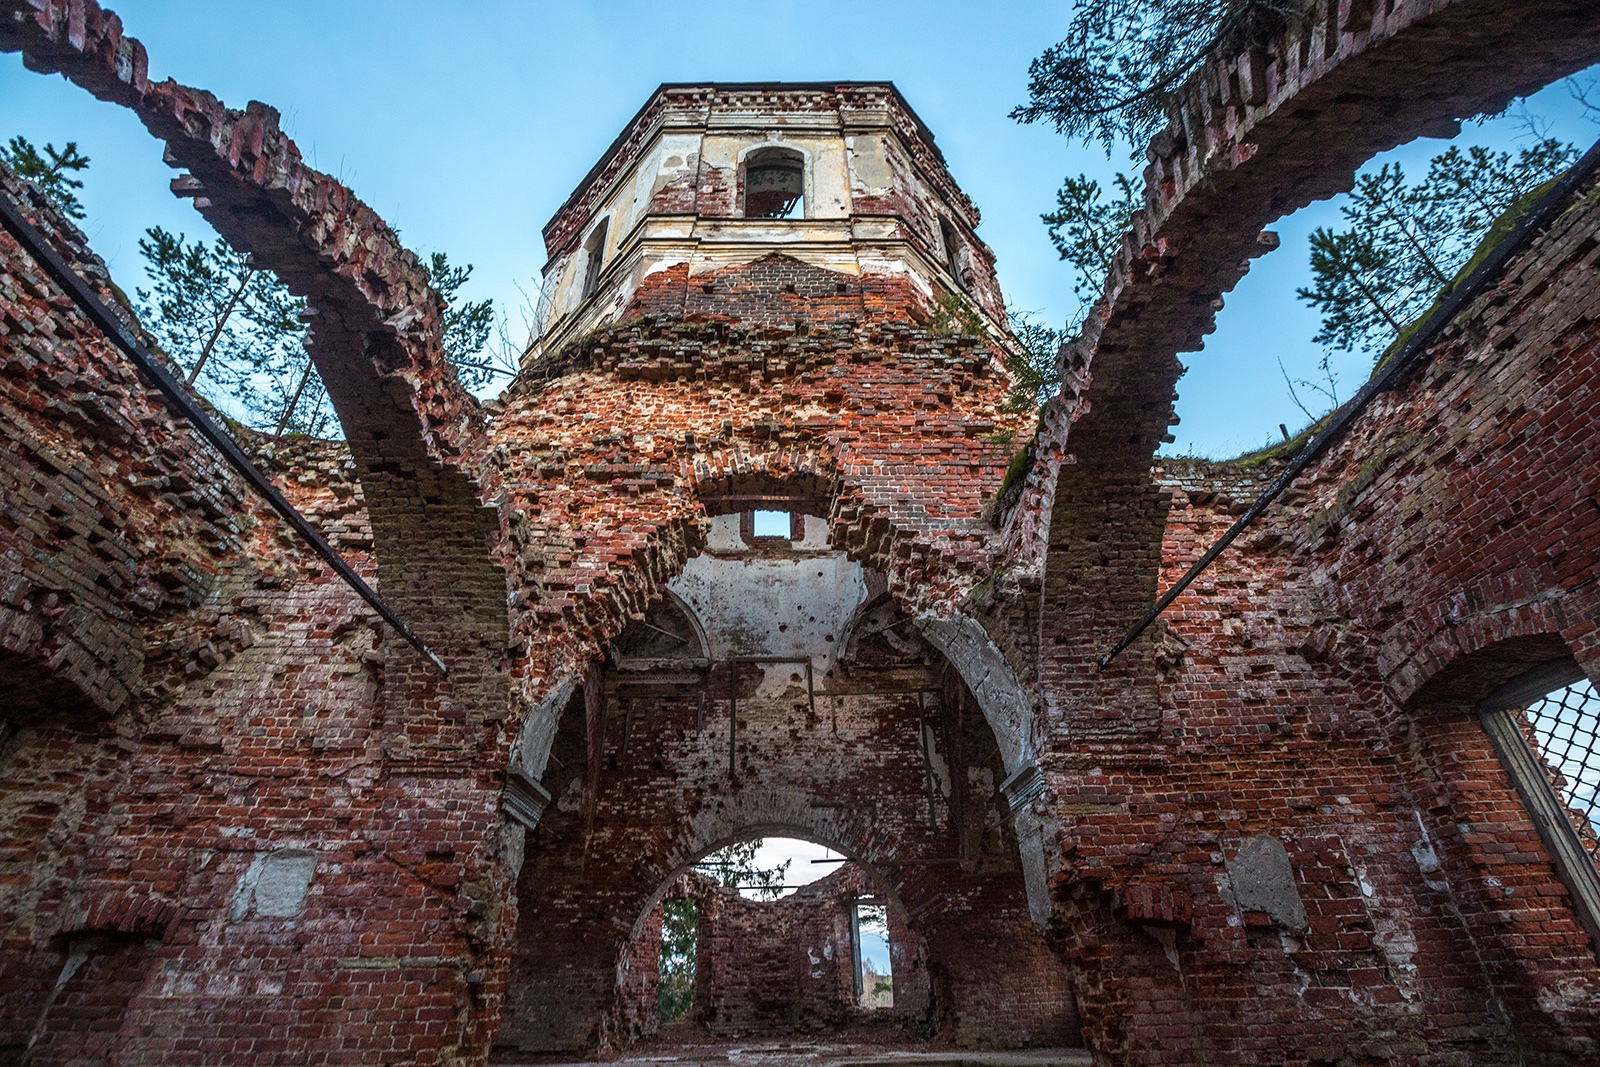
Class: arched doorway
619,835,929,1042
493,496,1079,1057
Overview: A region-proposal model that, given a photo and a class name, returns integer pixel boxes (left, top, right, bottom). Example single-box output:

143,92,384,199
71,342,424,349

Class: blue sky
2,2,1595,456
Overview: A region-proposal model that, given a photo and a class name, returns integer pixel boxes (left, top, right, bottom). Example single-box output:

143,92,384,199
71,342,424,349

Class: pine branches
1012,0,1299,153
1297,139,1579,354
1042,172,1140,328
0,136,90,220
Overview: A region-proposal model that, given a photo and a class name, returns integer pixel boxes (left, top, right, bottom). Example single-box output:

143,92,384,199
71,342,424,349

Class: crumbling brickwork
496,606,1066,1054
0,161,515,1063
690,874,863,1036
3,0,1600,1064
617,866,922,1039
611,861,1077,1049
0,168,252,721
1023,121,1600,1067
1004,0,1600,568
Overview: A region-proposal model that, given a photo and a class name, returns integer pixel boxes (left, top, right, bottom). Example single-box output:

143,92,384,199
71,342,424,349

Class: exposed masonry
2,0,1600,1064
1001,0,1600,568
497,504,1068,1054
1027,169,1600,1067
613,863,1079,1046
0,167,255,719
615,866,937,1040
531,83,1007,356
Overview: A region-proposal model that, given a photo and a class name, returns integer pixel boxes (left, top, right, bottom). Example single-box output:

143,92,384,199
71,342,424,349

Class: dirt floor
496,1042,1091,1067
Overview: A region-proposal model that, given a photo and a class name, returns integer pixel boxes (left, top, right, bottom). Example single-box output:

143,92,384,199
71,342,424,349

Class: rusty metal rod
0,190,447,675
917,692,938,828
1099,134,1600,670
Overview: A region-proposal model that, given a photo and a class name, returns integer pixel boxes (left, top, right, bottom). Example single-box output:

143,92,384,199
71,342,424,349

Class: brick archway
495,567,1060,1055
629,827,910,941
615,829,930,1043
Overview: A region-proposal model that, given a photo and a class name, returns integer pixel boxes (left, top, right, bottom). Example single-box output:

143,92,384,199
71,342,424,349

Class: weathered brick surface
4,0,1600,1064
0,162,516,1063
536,84,1006,329
0,168,251,719
497,636,1064,1054
501,296,1023,657
1024,162,1600,1067
616,866,930,1040
1003,0,1600,569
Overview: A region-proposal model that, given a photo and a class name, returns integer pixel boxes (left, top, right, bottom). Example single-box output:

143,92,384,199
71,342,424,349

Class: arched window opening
939,217,967,290
1477,658,1600,948
693,837,799,899
639,837,920,1034
580,218,609,301
1516,675,1600,860
744,147,805,219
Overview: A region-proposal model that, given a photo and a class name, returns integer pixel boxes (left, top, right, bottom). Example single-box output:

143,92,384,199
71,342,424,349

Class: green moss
997,434,1037,500
979,428,1041,527
1214,410,1334,468
1302,429,1419,539
1216,176,1573,469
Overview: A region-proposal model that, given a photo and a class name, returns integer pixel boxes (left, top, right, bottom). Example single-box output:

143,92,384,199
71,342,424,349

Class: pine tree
1419,140,1579,257
1297,138,1578,355
996,170,1137,412
1042,172,1140,326
1,136,90,220
1003,312,1065,412
693,840,791,900
1011,0,1300,153
138,232,508,437
420,251,501,390
135,227,327,433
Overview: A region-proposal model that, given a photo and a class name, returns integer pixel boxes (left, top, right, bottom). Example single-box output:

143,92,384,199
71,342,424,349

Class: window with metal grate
1522,679,1600,863
1478,659,1600,951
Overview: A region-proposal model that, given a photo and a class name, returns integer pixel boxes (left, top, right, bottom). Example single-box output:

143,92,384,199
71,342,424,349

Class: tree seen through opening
654,838,799,1023
854,901,892,1010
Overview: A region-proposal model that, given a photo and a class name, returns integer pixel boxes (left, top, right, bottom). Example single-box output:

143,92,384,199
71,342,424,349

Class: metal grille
1523,679,1600,860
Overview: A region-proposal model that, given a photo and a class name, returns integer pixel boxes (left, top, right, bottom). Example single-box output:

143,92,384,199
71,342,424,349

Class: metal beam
1100,134,1600,670
0,190,447,675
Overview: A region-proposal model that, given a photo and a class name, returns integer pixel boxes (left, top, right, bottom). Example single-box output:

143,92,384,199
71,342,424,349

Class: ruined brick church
3,0,1600,1064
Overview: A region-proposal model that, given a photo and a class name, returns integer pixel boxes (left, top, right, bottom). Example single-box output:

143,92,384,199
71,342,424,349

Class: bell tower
526,82,1008,362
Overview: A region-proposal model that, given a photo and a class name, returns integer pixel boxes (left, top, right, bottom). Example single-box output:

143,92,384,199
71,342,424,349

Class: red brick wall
495,644,1058,1054
5,2,1600,1065
611,864,1075,1049
693,874,858,1036
0,162,514,1064
1026,162,1600,1067
616,865,940,1040
0,169,252,721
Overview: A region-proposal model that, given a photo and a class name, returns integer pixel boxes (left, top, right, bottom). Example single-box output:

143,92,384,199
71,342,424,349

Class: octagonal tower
525,82,1008,361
